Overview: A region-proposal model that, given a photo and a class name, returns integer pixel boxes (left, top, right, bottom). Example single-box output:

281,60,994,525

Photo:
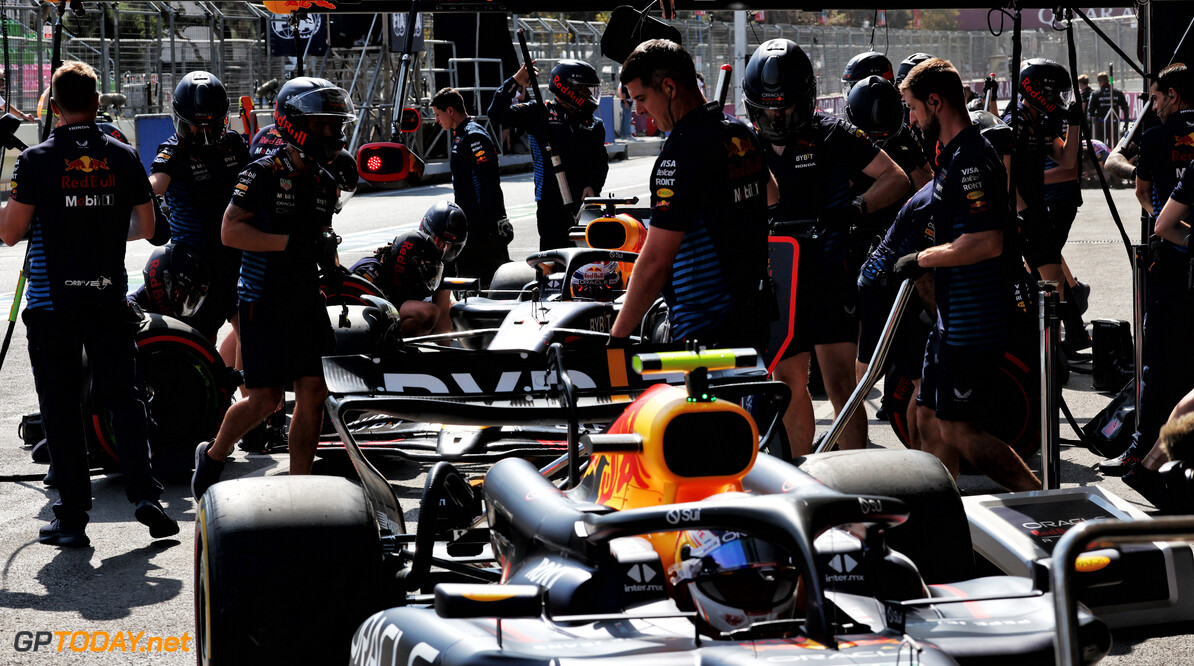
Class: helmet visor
285,86,357,120
745,100,804,143
175,116,227,146
695,566,799,610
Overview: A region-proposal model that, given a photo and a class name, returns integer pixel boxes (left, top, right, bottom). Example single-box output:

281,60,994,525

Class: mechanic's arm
1049,124,1082,171
148,172,172,196
858,150,909,212
432,290,453,335
1105,142,1137,181
1136,177,1154,216
1043,161,1079,185
1155,197,1192,247
908,162,934,190
0,200,34,247
221,204,286,252
127,201,155,241
917,229,1003,268
487,64,537,128
610,226,684,339
766,170,779,206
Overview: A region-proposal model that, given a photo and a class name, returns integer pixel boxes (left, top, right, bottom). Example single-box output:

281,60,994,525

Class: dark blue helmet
743,39,817,145
846,76,904,143
172,71,229,147
841,51,893,96
274,77,356,163
418,201,468,262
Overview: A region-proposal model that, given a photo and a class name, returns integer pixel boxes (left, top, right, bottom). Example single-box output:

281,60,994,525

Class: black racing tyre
195,476,386,665
85,313,235,479
321,273,387,307
797,448,975,584
883,348,1040,471
488,261,536,299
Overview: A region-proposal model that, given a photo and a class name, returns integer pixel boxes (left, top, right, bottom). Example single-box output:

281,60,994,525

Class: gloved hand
892,252,927,282
983,74,998,94
1065,100,1085,126
495,218,514,245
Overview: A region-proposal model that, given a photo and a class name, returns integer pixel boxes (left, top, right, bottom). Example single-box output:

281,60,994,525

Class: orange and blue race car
196,346,1112,666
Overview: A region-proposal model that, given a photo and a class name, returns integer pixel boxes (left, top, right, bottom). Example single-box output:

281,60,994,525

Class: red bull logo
552,75,589,110
1176,132,1194,148
274,111,307,146
63,156,109,173
725,136,754,158
1020,76,1058,114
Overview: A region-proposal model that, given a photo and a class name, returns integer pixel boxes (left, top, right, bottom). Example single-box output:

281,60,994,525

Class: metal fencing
0,4,1142,135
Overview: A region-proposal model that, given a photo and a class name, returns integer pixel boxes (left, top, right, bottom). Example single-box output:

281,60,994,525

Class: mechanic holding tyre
609,39,772,352
431,87,511,288
0,62,179,547
893,57,1041,492
192,77,352,500
488,59,609,251
143,71,250,365
745,40,909,458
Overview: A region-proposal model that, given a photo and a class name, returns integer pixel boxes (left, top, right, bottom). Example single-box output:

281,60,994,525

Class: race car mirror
356,142,424,184
440,276,480,294
434,584,542,619
360,295,399,325
397,108,421,133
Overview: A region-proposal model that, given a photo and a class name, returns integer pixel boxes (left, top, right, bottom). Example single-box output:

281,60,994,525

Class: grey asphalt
0,155,1189,662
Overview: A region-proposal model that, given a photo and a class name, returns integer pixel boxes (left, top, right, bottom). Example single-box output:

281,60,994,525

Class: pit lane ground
0,156,1188,663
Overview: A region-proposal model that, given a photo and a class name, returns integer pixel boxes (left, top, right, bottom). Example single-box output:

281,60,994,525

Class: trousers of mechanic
488,60,609,250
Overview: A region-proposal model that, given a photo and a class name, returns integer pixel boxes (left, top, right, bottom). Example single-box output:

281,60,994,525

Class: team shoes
39,500,177,549
192,440,225,502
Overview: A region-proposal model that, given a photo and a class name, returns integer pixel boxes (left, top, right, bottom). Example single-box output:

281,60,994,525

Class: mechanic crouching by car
192,77,353,500
609,39,772,352
0,61,178,547
431,88,511,287
350,208,456,338
895,58,1040,492
744,39,909,457
488,59,609,251
144,71,249,364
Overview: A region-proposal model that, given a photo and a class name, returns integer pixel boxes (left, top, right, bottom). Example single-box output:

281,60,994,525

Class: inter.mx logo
65,194,115,207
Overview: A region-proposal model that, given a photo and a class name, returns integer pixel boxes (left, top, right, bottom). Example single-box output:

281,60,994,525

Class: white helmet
670,528,799,634
569,261,621,301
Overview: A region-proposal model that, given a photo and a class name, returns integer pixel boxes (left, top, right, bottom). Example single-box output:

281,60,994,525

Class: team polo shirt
930,124,1010,350
10,122,152,310
449,119,508,230
765,112,879,265
647,102,769,340
1139,109,1194,221
151,131,249,249
230,150,337,303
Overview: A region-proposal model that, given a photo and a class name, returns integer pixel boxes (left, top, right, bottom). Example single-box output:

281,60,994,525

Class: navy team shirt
151,131,249,250
229,149,337,303
929,124,1010,350
11,122,152,310
765,112,879,266
1139,108,1194,253
648,102,769,339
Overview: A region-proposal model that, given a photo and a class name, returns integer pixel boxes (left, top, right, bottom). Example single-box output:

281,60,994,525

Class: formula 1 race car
196,347,1116,666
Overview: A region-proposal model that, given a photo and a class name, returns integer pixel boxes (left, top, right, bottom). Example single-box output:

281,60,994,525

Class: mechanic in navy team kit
350,204,461,338
431,87,511,287
609,39,772,352
894,57,1040,492
1104,64,1194,486
249,123,287,157
1003,59,1086,350
192,77,353,500
144,71,249,365
0,61,178,547
744,40,909,457
488,59,609,250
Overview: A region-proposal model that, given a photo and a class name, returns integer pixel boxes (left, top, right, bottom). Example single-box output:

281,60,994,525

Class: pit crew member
896,57,1040,492
609,39,772,352
488,60,609,250
745,38,909,456
431,87,511,287
193,77,352,500
0,61,178,547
